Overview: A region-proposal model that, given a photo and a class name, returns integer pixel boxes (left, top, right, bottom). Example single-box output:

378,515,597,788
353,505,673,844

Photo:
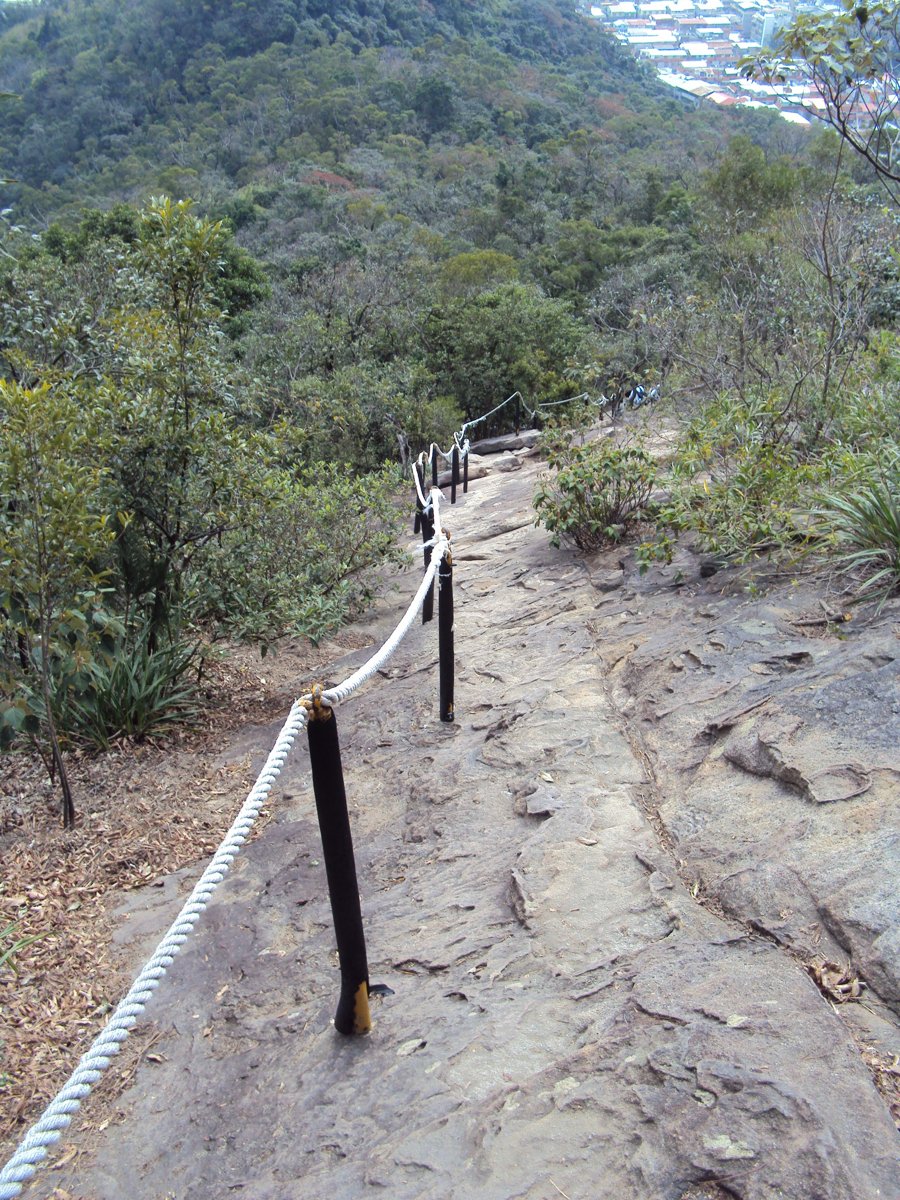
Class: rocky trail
18,435,900,1200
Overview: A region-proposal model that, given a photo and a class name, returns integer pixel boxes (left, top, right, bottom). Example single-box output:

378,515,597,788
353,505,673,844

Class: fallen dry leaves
0,634,344,1160
808,958,867,1004
806,958,900,1129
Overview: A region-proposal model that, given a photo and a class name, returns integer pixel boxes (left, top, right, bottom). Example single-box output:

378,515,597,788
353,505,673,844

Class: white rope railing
0,477,453,1200
450,385,658,450
3,375,648,1195
0,697,310,1200
413,383,662,500
324,527,448,708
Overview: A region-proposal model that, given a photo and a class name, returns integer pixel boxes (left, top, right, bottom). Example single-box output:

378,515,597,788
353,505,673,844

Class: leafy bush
1,596,125,750
638,392,813,566
815,465,900,609
534,435,656,552
49,627,202,751
193,461,408,649
286,362,462,472
425,283,593,435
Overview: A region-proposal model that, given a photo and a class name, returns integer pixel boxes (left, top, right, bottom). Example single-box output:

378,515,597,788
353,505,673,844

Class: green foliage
743,0,900,200
425,283,590,432
0,196,413,822
703,136,799,226
438,251,519,298
100,198,257,646
286,361,461,472
0,0,896,837
193,462,408,649
0,0,638,211
0,919,47,975
52,628,202,751
815,461,900,608
0,379,116,824
535,221,669,301
638,379,899,572
534,435,656,552
646,392,813,562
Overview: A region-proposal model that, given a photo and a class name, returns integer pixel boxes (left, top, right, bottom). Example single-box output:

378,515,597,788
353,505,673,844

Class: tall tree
0,381,114,827
744,0,900,203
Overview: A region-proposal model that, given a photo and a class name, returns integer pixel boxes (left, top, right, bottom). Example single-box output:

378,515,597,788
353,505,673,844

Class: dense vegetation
0,0,897,822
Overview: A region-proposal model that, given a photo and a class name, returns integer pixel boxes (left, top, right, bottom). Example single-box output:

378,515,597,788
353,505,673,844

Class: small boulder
493,452,522,473
470,430,540,454
437,453,488,487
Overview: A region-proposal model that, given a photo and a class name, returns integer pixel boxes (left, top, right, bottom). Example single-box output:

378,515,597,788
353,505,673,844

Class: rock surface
594,548,900,1018
26,457,899,1200
469,430,541,455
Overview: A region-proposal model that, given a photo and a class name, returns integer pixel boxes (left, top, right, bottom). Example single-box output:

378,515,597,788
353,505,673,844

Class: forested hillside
0,0,897,819
0,0,645,204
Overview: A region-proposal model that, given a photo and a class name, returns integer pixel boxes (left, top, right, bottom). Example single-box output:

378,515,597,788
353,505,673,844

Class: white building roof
640,0,695,11
627,30,680,43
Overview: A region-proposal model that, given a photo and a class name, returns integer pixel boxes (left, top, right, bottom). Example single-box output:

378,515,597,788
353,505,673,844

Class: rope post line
305,688,372,1036
450,445,459,504
438,549,454,723
0,495,454,1195
0,698,311,1200
421,504,436,625
413,460,424,535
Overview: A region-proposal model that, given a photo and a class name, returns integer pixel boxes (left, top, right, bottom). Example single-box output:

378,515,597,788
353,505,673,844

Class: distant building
585,0,849,122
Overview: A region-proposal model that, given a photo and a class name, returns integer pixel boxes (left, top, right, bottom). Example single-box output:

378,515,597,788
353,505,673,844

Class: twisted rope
421,386,636,482
456,389,593,442
0,699,309,1200
1,474,454,1198
324,528,448,707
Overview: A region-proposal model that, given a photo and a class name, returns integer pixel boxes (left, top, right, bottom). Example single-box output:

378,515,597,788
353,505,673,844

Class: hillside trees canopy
0,199,407,819
2,0,897,824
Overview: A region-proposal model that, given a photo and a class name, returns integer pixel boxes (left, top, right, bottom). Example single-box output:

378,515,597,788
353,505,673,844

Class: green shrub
638,391,813,565
815,465,900,609
53,628,202,750
534,436,656,552
193,461,408,649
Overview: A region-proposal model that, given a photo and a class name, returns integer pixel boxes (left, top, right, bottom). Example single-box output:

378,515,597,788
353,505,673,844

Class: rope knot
304,683,333,722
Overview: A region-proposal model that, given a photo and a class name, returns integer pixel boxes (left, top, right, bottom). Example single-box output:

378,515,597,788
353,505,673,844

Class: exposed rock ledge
29,453,898,1200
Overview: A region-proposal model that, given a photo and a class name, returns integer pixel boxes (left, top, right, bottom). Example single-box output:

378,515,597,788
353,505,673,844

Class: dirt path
18,448,900,1199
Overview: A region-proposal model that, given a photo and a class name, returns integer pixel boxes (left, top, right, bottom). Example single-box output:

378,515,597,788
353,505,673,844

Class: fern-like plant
816,469,900,609
55,630,202,750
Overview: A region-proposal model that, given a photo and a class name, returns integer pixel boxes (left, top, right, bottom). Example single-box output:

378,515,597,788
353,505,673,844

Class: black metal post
421,503,435,624
450,446,459,504
413,460,424,534
431,447,438,487
307,705,372,1036
514,395,521,434
438,551,454,722
463,449,469,494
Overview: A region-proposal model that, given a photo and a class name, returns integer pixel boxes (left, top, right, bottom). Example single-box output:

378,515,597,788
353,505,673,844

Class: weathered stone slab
29,460,900,1200
469,429,540,454
595,548,900,1025
492,451,522,472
